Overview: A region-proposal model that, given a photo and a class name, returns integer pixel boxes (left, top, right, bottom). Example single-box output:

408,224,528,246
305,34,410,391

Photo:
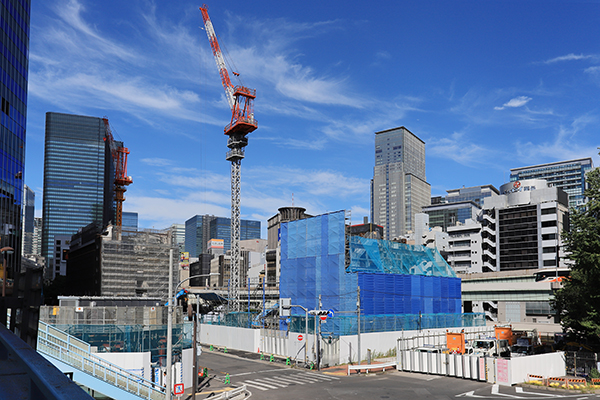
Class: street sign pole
317,295,322,371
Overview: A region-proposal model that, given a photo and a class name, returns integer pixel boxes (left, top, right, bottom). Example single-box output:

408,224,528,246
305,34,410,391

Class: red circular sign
298,334,303,341
174,383,184,395
513,181,521,189
320,315,327,321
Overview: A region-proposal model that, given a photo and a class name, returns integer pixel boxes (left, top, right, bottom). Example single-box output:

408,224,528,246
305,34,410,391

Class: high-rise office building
371,127,430,239
185,214,261,257
22,184,34,254
484,179,569,271
42,112,115,280
0,0,30,275
185,215,215,257
446,185,499,208
170,223,185,253
510,158,594,208
122,211,138,230
32,217,42,256
210,217,261,252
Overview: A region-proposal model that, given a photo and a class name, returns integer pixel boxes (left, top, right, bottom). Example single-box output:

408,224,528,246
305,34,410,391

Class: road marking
242,380,278,390
300,372,340,380
252,378,289,388
272,375,306,385
229,368,283,377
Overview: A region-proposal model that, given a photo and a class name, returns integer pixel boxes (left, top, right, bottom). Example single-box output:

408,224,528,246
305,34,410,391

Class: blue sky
25,0,600,234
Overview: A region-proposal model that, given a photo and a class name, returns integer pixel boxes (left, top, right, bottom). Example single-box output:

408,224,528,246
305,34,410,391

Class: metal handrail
37,321,166,400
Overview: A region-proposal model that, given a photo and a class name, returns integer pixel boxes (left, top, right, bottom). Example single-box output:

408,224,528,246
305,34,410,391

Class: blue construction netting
280,211,357,336
348,236,457,277
279,210,479,336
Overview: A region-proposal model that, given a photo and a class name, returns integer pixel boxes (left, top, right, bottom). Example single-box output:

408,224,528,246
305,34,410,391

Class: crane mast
200,5,258,311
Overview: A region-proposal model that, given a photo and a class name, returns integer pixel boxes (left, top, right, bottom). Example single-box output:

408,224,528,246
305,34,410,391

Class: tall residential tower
371,127,430,239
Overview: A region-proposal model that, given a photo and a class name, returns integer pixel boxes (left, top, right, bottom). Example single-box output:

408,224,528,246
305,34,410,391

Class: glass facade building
185,214,261,257
510,158,594,208
42,112,114,279
445,185,499,208
0,0,30,274
121,211,138,230
371,127,430,239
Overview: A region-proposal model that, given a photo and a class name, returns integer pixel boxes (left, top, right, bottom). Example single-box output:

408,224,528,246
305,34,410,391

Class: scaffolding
100,226,177,299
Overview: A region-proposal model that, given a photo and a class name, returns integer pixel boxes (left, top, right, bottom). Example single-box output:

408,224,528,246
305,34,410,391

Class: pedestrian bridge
37,321,166,400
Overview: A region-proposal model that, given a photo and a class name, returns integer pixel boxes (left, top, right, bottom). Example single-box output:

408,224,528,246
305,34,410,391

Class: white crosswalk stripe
301,372,339,380
240,372,338,392
253,378,290,388
243,380,278,390
271,375,307,385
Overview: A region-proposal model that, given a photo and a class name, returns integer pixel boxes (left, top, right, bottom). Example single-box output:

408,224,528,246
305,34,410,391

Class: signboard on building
179,252,189,270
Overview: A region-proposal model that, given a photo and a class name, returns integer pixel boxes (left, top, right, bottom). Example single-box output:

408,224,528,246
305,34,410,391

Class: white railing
37,321,165,400
209,385,248,400
348,361,397,375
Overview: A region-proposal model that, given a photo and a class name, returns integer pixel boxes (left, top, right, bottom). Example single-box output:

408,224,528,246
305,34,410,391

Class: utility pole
317,295,322,371
166,248,173,400
192,311,197,400
357,286,361,366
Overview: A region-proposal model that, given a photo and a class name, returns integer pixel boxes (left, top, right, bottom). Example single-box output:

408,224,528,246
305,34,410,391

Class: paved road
191,350,599,400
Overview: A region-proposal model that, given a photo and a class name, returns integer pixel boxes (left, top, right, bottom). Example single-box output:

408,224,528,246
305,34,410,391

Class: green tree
553,158,600,338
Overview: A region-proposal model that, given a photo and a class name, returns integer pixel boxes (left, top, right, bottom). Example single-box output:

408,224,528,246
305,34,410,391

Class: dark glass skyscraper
0,0,30,274
42,112,115,280
185,214,261,257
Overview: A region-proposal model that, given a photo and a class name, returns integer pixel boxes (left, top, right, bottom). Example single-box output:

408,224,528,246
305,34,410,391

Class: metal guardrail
210,385,248,400
37,321,165,400
347,361,397,375
0,323,94,400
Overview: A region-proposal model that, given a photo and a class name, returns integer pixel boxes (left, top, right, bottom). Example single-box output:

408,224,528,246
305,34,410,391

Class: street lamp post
165,251,218,400
1,247,14,298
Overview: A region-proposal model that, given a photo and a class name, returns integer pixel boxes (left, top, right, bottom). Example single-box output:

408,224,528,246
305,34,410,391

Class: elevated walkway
37,321,165,400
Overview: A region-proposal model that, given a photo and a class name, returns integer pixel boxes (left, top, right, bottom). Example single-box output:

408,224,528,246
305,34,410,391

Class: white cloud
140,158,172,167
543,53,595,64
585,66,600,75
514,114,598,162
494,96,532,110
126,196,230,229
428,131,492,167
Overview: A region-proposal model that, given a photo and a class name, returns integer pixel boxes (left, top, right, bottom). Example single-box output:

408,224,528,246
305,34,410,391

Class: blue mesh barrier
278,210,475,336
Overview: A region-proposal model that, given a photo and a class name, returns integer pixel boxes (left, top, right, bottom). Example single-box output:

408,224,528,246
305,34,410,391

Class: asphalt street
186,349,600,400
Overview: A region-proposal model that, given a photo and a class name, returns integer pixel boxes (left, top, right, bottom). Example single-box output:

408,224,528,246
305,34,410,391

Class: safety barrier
209,385,248,400
546,376,587,388
591,378,600,385
37,321,165,400
527,374,544,383
347,361,397,375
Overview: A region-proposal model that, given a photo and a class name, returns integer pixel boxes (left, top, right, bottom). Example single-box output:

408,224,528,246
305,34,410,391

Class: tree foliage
553,160,600,338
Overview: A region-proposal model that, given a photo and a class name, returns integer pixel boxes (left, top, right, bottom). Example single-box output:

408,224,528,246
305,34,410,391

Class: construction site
67,225,178,298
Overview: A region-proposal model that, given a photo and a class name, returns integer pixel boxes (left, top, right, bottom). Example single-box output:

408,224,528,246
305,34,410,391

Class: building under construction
67,225,177,299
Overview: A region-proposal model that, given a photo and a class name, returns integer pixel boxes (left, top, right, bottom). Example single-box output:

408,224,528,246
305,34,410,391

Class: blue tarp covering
280,211,479,335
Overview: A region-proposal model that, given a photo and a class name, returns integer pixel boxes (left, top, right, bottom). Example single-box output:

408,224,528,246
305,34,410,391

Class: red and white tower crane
200,5,258,311
103,118,133,229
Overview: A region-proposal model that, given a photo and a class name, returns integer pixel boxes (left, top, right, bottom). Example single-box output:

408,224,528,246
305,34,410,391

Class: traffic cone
224,373,230,384
270,354,274,362
224,347,228,353
286,357,290,366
